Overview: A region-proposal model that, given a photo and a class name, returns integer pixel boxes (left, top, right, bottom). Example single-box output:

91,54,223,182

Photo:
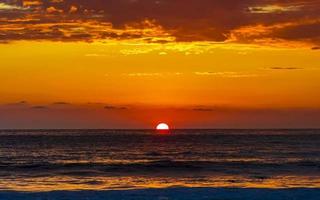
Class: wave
1,160,319,176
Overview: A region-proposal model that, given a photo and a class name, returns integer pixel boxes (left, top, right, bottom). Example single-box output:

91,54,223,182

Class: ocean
0,129,320,199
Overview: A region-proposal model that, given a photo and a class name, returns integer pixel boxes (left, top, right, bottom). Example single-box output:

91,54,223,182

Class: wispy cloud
267,67,303,70
122,72,183,77
193,108,214,112
104,105,127,110
248,5,302,14
125,73,162,77
195,72,259,78
31,106,48,109
5,101,28,106
52,102,71,105
0,3,27,10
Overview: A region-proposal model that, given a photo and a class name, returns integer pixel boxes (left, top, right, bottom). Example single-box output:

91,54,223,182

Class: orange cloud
0,0,319,47
229,19,320,47
46,6,63,13
69,5,77,13
23,0,43,7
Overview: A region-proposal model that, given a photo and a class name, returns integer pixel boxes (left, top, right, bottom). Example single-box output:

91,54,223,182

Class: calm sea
0,129,319,191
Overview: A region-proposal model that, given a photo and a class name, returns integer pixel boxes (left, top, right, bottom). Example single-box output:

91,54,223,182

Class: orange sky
0,0,320,128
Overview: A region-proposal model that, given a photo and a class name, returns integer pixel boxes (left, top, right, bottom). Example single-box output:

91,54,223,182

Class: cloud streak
31,106,48,109
104,105,128,110
1,103,320,128
195,71,259,78
0,2,27,10
268,67,303,70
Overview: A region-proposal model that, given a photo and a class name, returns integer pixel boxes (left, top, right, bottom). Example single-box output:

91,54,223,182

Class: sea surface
0,129,319,192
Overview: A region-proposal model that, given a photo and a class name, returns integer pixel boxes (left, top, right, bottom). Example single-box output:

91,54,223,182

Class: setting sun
156,123,170,130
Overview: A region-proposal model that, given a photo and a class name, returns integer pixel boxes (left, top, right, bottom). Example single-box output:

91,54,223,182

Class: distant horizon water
1,128,320,130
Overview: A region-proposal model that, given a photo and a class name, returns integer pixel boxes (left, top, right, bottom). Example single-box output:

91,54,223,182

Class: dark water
0,129,319,191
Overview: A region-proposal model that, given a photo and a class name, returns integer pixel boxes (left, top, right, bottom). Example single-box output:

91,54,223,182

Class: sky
0,0,320,129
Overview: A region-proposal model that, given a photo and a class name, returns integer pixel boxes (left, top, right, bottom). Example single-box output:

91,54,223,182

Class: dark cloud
271,21,320,42
268,67,303,70
52,102,71,105
31,106,48,109
193,108,214,112
6,101,28,106
104,105,127,110
0,0,320,46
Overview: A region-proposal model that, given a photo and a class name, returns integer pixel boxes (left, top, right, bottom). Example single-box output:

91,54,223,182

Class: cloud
193,108,214,112
248,5,302,14
267,67,303,70
31,106,48,109
191,106,236,112
69,5,78,13
1,102,320,128
229,19,320,47
0,0,319,47
52,102,71,105
124,73,162,77
5,101,28,106
0,3,27,10
104,105,127,110
23,0,43,7
122,72,183,77
194,72,215,76
195,71,259,78
46,6,63,13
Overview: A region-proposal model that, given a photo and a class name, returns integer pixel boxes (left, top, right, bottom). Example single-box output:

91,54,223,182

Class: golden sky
0,0,320,128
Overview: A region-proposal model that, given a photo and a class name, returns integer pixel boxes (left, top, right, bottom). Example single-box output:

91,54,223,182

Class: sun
156,123,170,130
